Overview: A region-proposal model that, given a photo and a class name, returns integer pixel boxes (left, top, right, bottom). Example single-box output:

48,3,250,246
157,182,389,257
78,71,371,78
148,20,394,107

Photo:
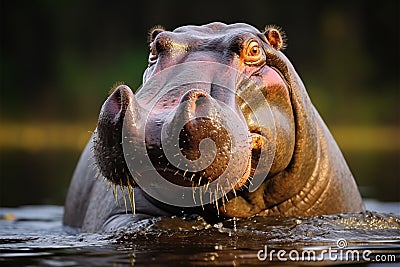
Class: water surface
0,201,399,266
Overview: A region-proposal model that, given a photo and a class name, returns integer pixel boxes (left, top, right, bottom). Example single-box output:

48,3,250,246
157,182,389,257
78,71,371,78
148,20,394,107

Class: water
0,201,399,266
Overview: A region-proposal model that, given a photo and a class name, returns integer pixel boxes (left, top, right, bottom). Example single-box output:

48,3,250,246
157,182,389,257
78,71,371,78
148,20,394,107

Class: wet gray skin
63,22,365,232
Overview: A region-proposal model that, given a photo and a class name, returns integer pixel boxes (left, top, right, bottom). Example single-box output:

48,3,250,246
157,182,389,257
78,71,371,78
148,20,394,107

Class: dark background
0,0,399,206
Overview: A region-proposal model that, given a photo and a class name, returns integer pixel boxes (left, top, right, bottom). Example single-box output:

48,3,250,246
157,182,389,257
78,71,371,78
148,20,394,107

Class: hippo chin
63,22,364,232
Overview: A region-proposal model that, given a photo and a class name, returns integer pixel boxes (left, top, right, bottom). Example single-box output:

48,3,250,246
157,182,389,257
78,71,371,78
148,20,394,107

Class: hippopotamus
63,22,365,232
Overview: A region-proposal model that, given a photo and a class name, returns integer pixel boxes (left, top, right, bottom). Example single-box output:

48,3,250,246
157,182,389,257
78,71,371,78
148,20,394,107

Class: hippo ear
263,25,287,51
148,25,165,42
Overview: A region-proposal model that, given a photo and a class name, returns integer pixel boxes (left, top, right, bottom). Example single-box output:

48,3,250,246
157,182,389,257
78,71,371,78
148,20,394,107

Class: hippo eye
243,40,264,65
249,42,260,56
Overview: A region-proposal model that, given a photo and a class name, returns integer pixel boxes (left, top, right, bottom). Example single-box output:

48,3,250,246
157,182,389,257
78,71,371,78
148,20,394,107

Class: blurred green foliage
0,0,399,205
1,0,398,124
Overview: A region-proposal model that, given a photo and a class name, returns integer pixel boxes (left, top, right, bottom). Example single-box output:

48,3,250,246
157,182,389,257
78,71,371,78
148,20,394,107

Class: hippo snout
94,83,253,201
93,85,141,186
159,89,252,188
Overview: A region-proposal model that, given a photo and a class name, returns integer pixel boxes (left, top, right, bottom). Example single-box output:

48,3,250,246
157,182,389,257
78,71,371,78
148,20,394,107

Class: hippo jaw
93,23,295,216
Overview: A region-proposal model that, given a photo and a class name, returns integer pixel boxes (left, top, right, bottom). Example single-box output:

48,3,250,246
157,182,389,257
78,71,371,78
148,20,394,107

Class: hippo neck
261,110,363,216
261,67,320,207
260,113,331,216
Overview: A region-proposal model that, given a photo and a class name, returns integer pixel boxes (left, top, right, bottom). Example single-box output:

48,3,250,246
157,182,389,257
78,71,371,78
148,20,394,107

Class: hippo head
93,22,311,217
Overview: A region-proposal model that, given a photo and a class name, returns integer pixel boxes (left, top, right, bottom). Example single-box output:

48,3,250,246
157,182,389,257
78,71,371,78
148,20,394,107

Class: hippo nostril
101,85,135,124
195,95,207,106
180,90,208,103
178,89,213,120
107,89,122,115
